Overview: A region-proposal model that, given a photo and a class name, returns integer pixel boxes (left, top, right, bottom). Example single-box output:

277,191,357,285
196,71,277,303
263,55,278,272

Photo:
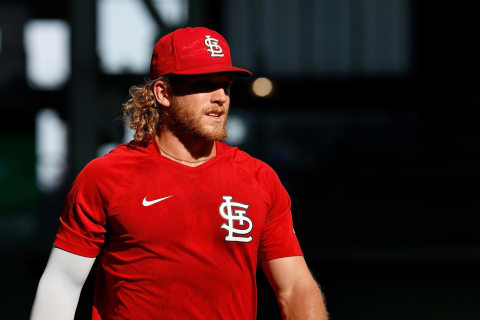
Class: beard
164,98,228,141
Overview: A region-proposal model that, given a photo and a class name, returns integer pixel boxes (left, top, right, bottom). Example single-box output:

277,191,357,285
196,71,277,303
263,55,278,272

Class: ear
153,80,171,107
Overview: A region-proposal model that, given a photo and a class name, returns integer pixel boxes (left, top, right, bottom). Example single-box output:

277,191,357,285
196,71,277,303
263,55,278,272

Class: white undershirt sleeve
30,246,96,320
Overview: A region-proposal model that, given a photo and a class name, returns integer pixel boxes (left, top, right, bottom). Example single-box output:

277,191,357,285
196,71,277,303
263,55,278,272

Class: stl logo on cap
204,35,224,57
149,27,251,78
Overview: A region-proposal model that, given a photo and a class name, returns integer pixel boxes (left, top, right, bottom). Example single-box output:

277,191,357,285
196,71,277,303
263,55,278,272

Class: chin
199,124,227,141
201,130,227,141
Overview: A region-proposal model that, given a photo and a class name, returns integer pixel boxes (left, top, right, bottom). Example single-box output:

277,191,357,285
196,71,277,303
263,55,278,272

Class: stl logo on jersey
219,196,252,243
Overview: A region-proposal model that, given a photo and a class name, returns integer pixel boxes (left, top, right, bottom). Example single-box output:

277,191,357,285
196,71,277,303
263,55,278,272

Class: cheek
182,95,208,110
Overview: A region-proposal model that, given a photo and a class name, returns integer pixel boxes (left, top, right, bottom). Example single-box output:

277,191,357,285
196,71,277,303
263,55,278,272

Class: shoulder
102,141,153,164
77,143,125,175
67,142,151,204
220,142,290,212
219,141,281,185
84,141,153,170
74,141,152,186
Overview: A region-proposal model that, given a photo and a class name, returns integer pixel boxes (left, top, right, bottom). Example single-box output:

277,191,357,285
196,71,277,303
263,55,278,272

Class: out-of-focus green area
0,135,37,216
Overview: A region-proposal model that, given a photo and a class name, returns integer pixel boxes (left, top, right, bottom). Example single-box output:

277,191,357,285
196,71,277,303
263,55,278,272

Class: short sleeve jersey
54,140,302,320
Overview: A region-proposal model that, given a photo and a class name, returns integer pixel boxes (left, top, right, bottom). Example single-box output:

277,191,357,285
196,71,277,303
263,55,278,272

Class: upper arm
43,246,96,286
258,165,303,262
54,158,111,258
261,256,317,295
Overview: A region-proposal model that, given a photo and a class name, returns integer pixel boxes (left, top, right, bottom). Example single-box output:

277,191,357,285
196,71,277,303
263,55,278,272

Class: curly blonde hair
122,76,168,145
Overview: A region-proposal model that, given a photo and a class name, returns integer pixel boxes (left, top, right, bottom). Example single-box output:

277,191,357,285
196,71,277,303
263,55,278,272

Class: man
30,27,328,319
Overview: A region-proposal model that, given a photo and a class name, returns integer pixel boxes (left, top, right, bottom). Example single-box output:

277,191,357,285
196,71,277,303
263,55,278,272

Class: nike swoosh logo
142,195,173,207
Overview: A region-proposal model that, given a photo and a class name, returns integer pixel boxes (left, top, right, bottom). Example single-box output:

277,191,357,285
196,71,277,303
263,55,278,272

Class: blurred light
97,0,188,74
35,109,67,193
157,0,188,27
97,0,157,74
226,115,248,145
97,143,117,157
24,20,70,89
252,77,273,97
123,122,135,143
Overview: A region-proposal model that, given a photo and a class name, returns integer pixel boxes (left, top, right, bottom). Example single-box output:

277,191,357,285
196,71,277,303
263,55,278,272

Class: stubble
165,98,228,141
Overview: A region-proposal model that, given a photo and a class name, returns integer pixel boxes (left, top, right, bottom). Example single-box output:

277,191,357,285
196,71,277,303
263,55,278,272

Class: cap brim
171,64,252,77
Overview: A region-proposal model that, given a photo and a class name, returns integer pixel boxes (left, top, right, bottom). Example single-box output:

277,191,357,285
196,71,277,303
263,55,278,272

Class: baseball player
30,27,328,319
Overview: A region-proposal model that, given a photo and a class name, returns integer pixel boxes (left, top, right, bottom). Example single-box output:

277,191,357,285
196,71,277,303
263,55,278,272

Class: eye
194,80,210,89
224,83,231,95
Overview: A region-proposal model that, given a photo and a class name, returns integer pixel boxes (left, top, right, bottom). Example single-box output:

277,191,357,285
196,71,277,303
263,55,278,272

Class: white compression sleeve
30,247,96,320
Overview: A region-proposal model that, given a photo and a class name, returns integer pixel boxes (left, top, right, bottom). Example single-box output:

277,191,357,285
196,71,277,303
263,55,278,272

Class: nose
211,87,228,105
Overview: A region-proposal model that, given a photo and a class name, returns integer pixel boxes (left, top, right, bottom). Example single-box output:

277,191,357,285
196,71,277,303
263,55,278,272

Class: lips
205,109,225,122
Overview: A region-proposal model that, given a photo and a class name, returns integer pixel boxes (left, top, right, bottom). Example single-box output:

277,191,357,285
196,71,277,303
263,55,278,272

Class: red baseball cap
149,27,252,79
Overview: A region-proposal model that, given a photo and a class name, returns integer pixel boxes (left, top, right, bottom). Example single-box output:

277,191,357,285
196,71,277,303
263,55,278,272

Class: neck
156,127,216,167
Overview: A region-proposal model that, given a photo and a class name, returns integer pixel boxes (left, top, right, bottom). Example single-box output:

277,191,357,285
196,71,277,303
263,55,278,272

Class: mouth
205,110,225,122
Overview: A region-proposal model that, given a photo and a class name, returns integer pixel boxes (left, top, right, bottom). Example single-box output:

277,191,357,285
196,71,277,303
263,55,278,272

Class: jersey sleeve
258,165,303,263
53,158,111,257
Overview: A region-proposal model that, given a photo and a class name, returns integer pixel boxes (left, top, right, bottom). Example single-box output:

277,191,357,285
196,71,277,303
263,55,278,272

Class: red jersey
54,140,302,319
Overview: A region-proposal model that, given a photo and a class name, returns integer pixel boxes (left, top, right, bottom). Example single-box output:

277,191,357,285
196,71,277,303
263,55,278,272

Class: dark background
1,0,479,319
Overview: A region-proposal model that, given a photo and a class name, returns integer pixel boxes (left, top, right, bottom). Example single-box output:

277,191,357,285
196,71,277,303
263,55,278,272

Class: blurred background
1,0,479,319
